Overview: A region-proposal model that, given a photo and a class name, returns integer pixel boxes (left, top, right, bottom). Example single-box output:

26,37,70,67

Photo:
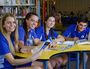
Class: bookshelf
0,0,38,19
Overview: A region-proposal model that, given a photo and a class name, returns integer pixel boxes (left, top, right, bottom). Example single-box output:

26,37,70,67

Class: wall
55,0,90,14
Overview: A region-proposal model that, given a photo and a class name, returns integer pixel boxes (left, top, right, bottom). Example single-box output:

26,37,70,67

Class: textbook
31,42,50,54
57,41,75,46
51,41,75,51
76,39,90,45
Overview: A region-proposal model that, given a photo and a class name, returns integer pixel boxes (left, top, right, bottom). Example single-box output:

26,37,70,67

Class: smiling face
3,16,16,33
26,15,39,29
45,16,55,28
77,22,88,32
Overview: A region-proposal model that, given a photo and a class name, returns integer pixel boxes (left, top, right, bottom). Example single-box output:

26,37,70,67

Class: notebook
76,39,90,45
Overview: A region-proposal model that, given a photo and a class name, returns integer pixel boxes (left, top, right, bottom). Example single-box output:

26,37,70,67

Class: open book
31,42,50,54
76,39,90,45
53,41,75,50
57,41,75,46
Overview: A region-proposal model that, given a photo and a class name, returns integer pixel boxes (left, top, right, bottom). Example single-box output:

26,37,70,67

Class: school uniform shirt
0,32,14,69
63,24,90,39
18,26,38,46
36,26,59,42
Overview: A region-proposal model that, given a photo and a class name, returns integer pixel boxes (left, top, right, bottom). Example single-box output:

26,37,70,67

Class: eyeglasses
29,19,38,24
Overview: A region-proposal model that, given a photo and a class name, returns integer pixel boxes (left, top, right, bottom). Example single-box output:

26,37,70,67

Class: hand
73,37,79,41
31,46,41,54
14,45,19,52
58,35,65,42
50,41,57,48
20,47,31,53
54,38,64,42
30,50,43,61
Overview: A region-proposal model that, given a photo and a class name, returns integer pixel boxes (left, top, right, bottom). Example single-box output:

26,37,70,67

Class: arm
64,37,79,41
18,26,36,51
18,40,37,53
57,35,65,41
52,30,65,42
18,40,25,48
52,35,65,43
63,24,78,41
34,26,44,44
34,38,42,46
0,36,41,66
5,51,41,66
18,26,25,48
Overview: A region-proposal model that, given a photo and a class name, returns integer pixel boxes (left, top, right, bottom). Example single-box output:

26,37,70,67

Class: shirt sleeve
35,26,44,39
63,25,75,37
53,30,59,38
0,36,10,55
18,26,25,41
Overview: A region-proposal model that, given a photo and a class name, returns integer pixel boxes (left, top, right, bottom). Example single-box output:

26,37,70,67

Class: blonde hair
0,13,18,55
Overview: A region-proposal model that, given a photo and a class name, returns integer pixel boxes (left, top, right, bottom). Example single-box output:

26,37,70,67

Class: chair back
0,55,4,68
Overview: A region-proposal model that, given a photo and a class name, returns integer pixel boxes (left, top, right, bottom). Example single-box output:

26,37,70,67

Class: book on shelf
0,0,35,5
30,0,35,4
4,0,11,5
0,6,32,17
3,7,12,13
0,0,36,19
11,0,16,5
0,1,4,5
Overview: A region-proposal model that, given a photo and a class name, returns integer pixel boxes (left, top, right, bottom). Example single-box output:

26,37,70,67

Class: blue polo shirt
63,24,90,39
0,32,14,69
18,26,38,46
36,26,59,42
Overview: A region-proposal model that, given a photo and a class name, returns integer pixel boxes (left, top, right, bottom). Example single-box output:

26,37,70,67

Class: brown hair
44,15,55,39
0,13,18,54
23,12,38,39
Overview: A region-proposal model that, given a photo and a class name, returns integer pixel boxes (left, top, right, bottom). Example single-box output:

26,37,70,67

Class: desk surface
15,44,90,60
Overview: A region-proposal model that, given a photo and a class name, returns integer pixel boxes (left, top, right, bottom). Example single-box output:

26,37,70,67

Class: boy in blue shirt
63,16,90,41
63,15,90,69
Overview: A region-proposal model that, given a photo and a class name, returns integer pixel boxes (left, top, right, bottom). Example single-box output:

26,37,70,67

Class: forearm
5,53,33,66
11,58,32,66
56,35,65,42
34,38,42,46
64,37,74,41
18,41,25,48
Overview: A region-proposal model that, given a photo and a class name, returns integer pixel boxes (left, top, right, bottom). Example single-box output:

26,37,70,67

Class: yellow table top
15,44,90,60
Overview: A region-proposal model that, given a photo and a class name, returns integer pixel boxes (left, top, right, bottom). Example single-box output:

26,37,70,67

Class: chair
0,55,4,68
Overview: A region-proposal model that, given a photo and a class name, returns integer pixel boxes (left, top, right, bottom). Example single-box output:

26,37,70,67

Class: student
36,15,68,69
18,12,53,69
0,13,42,69
63,15,90,41
36,16,65,42
18,12,41,49
63,15,90,69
